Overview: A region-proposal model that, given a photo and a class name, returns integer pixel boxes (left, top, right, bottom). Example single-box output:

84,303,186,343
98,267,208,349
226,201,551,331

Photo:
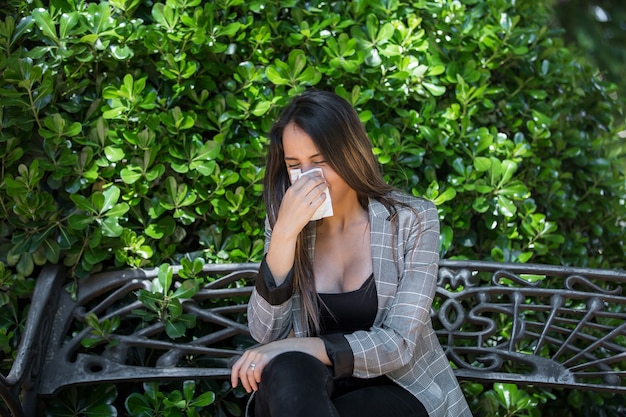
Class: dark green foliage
0,0,622,281
553,0,626,99
1,0,624,415
42,384,118,417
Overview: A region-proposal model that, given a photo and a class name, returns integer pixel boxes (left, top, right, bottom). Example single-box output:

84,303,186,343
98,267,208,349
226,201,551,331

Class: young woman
231,90,471,417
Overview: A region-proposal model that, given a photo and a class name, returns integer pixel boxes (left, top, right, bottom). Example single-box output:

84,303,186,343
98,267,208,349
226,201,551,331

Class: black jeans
249,351,429,417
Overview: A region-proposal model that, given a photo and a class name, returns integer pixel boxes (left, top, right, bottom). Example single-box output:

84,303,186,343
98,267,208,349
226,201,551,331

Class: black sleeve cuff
319,333,354,379
254,255,295,305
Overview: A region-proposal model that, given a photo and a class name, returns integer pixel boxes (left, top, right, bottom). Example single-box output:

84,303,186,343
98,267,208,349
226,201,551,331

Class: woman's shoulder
388,191,437,216
369,191,437,219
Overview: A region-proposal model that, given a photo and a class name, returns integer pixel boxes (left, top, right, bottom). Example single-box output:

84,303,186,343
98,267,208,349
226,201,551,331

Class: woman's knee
254,351,337,417
263,352,328,375
262,351,330,382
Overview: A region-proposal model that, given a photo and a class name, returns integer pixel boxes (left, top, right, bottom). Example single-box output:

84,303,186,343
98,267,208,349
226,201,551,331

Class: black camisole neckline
318,274,377,334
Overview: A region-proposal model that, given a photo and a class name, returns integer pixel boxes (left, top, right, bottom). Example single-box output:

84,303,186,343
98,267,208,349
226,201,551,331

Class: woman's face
282,122,352,204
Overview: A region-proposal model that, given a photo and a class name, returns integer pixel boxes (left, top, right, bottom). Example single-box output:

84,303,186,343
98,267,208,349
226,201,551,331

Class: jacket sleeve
342,199,440,378
247,219,296,343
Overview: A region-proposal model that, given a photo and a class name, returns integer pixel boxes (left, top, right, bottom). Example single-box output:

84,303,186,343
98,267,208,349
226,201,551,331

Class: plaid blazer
248,194,472,417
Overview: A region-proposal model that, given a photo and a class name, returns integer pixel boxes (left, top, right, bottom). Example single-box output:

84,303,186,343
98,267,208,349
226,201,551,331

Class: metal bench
2,260,626,416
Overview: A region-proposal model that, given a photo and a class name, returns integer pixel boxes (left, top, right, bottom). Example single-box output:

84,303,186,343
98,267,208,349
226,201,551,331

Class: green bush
553,0,626,101
1,0,624,415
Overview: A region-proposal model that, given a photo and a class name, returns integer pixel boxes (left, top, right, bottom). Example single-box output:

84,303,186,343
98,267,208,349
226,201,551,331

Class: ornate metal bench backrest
435,260,626,391
4,260,626,416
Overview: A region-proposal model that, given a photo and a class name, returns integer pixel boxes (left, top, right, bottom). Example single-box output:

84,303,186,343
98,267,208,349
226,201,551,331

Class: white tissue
289,168,334,221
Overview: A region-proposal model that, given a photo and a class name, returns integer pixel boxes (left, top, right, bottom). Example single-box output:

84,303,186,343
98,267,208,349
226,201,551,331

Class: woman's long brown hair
264,90,404,334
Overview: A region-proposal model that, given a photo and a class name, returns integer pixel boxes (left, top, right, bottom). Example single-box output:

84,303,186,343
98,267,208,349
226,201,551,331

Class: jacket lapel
368,198,398,322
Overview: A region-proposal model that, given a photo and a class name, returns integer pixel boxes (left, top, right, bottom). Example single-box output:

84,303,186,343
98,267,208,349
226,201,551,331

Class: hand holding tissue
289,168,334,221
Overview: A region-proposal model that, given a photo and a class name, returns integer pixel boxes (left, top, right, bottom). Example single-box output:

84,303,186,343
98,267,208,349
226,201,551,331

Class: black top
254,256,376,378
319,274,378,335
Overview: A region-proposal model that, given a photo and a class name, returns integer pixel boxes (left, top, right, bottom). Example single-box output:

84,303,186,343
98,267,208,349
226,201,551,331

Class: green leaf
101,186,121,213
120,166,143,184
165,320,187,339
190,391,215,407
82,385,118,417
71,194,96,213
423,82,446,96
168,298,183,318
42,239,61,263
32,8,58,42
497,195,517,217
182,380,196,402
104,146,125,162
432,187,456,205
11,16,34,45
68,213,94,230
84,312,100,329
252,100,271,116
472,197,489,213
265,65,288,85
173,280,198,299
151,3,179,31
473,156,491,172
193,140,220,162
125,393,153,416
59,11,79,39
137,290,162,312
100,216,124,237
440,225,453,252
145,217,176,239
105,202,130,218
157,263,173,294
110,44,133,60
500,160,518,184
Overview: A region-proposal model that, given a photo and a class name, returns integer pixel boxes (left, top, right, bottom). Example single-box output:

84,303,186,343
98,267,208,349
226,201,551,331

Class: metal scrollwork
436,260,626,391
4,259,625,416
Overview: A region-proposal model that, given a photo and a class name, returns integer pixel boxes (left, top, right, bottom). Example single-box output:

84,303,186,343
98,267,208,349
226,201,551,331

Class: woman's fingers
230,355,243,388
280,174,327,222
246,362,260,392
231,340,297,393
290,171,325,197
231,352,264,393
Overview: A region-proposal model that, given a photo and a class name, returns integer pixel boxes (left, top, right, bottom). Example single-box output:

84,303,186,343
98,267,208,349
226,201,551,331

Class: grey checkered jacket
248,194,472,417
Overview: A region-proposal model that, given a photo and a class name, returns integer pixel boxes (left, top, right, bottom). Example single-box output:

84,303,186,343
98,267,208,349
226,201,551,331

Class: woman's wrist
254,256,294,305
283,337,331,366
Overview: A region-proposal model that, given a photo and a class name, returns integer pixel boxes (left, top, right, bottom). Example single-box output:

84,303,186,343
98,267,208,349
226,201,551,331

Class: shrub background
1,0,624,415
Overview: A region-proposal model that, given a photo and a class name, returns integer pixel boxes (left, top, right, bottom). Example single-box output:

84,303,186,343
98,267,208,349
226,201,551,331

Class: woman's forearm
285,337,331,365
265,228,298,286
231,336,331,392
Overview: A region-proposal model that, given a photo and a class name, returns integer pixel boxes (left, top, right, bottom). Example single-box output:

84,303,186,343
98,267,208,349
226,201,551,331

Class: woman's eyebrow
284,153,323,161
